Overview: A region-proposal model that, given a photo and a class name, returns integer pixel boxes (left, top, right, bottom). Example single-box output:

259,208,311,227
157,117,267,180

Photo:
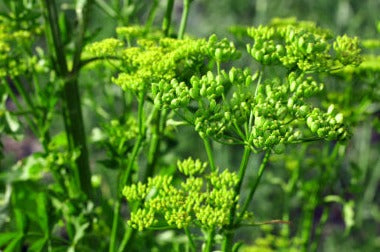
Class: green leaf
29,236,48,252
324,195,344,204
35,193,50,232
0,152,47,182
343,200,355,235
0,232,19,247
4,233,23,252
5,111,20,132
49,131,68,149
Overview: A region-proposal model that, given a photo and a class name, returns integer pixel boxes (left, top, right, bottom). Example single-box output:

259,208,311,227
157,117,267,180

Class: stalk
310,206,329,252
236,151,271,224
178,0,192,39
202,137,216,172
185,227,196,252
117,106,167,252
300,198,315,252
118,228,136,252
162,0,175,36
300,143,341,252
222,147,251,252
281,163,300,241
110,92,146,252
203,228,215,252
12,77,36,114
145,0,159,33
42,0,93,199
143,108,165,182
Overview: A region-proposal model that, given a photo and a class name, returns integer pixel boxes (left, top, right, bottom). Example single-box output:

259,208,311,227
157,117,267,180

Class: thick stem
178,0,191,39
222,147,251,252
202,137,216,172
162,0,175,36
42,0,68,76
42,0,93,199
64,78,93,197
237,151,271,223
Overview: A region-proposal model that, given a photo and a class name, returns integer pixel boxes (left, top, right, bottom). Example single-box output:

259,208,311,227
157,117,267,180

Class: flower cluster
116,25,146,40
177,157,207,176
0,24,36,77
122,158,240,230
88,21,356,153
85,38,123,58
246,19,361,71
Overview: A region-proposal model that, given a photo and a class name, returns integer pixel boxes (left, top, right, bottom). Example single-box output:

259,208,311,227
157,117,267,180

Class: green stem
237,151,271,223
118,92,146,193
145,0,159,33
42,0,93,199
162,0,175,36
233,121,246,141
203,228,215,252
12,77,35,113
310,206,329,252
202,137,216,172
300,143,340,252
185,227,196,252
64,78,93,197
110,140,144,252
178,0,191,39
281,163,299,240
300,198,315,252
118,228,136,252
72,0,94,72
109,159,128,252
143,108,165,182
42,0,68,76
114,92,146,252
222,147,251,252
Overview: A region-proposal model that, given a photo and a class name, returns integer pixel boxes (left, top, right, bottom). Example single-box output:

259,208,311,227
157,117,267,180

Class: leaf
35,193,50,232
324,195,344,204
343,200,355,235
232,241,244,252
13,209,26,232
49,131,68,149
0,152,47,182
29,236,48,252
0,232,19,247
4,233,23,252
72,221,90,247
5,111,20,132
